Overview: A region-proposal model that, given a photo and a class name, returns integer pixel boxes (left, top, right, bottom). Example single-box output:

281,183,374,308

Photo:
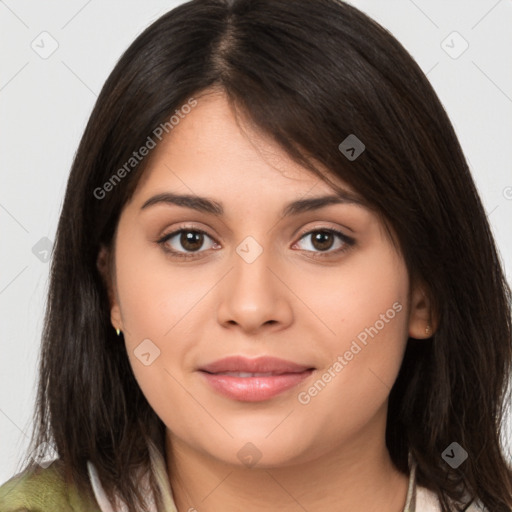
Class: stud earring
115,328,121,336
425,324,431,336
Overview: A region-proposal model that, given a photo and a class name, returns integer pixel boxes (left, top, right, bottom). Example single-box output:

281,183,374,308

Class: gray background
1,0,511,484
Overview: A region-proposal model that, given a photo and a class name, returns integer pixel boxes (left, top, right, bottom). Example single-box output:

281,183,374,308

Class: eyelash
156,225,356,260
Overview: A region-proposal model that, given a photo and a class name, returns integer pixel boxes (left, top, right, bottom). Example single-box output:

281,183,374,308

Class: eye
157,227,219,259
292,228,355,257
156,225,355,260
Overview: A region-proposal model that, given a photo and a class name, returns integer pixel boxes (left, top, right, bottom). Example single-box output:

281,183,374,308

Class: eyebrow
140,190,365,217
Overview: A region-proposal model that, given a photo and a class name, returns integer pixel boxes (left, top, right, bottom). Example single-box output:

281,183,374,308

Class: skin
98,89,434,512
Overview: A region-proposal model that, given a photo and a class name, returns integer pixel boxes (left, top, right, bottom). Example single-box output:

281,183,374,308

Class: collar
87,440,177,512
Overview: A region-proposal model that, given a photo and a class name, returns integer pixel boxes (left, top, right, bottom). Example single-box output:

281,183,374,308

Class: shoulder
416,484,488,511
0,460,101,512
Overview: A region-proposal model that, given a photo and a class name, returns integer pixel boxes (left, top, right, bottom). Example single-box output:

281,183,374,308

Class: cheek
113,233,219,413
114,228,210,343
292,243,410,419
296,242,409,349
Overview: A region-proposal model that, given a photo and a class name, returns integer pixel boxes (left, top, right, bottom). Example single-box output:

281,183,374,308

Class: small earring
115,328,121,336
425,324,431,336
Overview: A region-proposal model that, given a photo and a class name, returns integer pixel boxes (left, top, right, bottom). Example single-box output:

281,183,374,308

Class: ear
408,280,436,339
96,244,123,332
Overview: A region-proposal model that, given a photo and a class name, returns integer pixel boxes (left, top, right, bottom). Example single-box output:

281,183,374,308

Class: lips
198,356,315,402
199,356,313,375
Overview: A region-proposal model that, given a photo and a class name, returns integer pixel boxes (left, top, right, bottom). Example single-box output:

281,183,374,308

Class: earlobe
110,304,123,334
408,282,436,339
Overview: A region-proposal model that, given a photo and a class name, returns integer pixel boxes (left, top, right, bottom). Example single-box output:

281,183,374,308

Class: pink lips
198,356,315,402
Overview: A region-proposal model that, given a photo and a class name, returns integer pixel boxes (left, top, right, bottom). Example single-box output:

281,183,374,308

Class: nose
216,240,294,335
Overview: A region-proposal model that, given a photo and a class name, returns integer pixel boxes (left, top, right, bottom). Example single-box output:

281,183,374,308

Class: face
99,90,430,469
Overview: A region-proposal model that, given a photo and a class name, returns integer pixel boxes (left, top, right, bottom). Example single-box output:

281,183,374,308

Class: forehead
131,90,356,204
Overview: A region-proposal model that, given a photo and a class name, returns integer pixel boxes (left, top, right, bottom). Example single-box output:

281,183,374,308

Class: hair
16,0,512,511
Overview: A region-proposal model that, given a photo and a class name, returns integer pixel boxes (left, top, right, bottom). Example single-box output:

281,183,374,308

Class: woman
1,0,511,510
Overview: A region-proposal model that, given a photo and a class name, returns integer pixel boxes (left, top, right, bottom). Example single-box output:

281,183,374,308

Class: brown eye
157,228,218,258
295,228,354,255
179,231,205,252
310,231,335,251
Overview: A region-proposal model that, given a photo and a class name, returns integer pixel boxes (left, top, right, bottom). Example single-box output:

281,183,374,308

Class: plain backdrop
1,0,511,485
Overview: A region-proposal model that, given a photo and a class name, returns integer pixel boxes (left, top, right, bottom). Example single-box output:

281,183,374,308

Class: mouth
205,371,297,377
197,356,315,402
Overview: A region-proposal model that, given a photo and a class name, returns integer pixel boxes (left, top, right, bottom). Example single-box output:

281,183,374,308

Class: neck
165,411,409,512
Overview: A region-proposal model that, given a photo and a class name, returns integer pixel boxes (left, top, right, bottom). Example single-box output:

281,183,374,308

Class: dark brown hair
16,0,512,510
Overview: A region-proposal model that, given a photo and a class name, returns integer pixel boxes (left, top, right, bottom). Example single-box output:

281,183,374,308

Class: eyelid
294,222,353,240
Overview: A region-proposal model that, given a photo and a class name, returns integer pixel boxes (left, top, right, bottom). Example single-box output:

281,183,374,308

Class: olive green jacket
0,441,177,512
0,459,101,512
